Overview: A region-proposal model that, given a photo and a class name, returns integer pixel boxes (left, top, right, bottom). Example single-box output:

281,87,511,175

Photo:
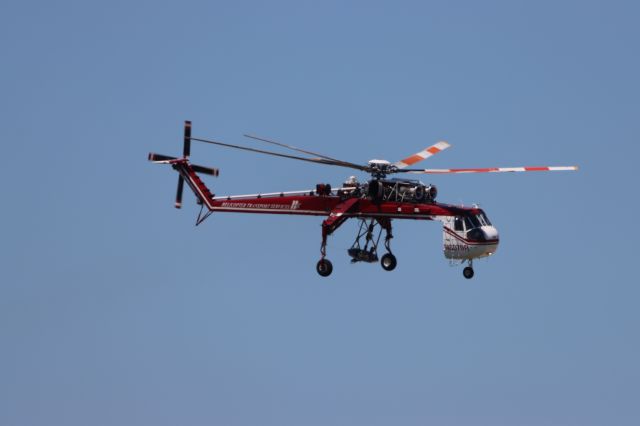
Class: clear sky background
1,1,639,425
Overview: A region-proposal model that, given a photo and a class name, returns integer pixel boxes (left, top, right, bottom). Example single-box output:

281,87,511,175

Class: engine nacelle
315,183,332,196
426,185,437,201
363,179,438,203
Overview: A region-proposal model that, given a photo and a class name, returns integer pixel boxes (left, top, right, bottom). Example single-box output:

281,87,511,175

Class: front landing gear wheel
463,266,474,279
316,259,333,277
380,253,397,271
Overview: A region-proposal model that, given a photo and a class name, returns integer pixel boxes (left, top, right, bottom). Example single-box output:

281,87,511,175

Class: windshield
468,215,481,228
478,212,492,226
463,212,492,229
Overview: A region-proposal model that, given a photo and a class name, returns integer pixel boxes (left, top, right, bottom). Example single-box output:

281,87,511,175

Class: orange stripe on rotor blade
426,147,441,154
524,167,548,171
402,154,425,165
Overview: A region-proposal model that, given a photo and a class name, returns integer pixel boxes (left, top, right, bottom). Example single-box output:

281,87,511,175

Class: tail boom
171,160,216,209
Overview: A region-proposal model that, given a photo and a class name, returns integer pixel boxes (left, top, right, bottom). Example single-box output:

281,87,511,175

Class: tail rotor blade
183,121,192,157
191,164,220,176
148,152,177,162
175,176,184,209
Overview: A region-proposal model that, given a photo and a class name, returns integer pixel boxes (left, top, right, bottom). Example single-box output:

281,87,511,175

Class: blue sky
1,1,639,425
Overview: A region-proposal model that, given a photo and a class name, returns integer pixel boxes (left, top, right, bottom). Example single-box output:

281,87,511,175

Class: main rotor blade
393,141,451,169
400,166,579,174
190,136,368,171
243,134,357,166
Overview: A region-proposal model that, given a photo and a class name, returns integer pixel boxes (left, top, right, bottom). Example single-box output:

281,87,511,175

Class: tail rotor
174,121,192,208
148,120,219,208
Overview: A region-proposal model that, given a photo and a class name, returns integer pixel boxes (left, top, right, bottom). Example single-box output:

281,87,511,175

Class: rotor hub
367,159,397,178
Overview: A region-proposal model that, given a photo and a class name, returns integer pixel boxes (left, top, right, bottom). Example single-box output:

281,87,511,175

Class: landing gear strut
348,218,397,271
317,227,333,277
316,209,397,276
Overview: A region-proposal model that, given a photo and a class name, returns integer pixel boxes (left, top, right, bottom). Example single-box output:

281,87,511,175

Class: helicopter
148,121,577,278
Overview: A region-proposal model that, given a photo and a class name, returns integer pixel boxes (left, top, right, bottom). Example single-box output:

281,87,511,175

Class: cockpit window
462,214,489,229
469,215,481,228
458,213,492,230
479,212,492,226
464,216,474,230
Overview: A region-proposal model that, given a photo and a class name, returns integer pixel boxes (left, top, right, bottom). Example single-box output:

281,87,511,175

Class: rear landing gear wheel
316,259,333,277
463,266,474,279
380,253,397,271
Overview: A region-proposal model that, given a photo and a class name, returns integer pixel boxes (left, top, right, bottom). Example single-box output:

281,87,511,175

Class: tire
463,266,474,279
316,259,333,277
380,253,397,271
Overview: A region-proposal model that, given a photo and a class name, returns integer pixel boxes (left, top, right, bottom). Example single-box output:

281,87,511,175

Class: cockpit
452,211,499,243
453,211,492,232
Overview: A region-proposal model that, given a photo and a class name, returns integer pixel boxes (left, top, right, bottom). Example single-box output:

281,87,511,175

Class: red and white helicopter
149,121,577,278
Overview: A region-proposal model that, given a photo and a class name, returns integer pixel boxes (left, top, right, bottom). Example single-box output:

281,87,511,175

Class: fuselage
183,165,499,261
207,193,499,260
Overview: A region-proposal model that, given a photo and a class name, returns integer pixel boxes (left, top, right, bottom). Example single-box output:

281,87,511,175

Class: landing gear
380,253,397,271
316,259,333,277
463,265,474,279
317,230,333,277
317,213,397,276
348,218,397,272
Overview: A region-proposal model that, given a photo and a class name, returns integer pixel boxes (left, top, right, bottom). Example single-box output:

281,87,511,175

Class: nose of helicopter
482,225,499,242
469,226,499,259
467,226,500,243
